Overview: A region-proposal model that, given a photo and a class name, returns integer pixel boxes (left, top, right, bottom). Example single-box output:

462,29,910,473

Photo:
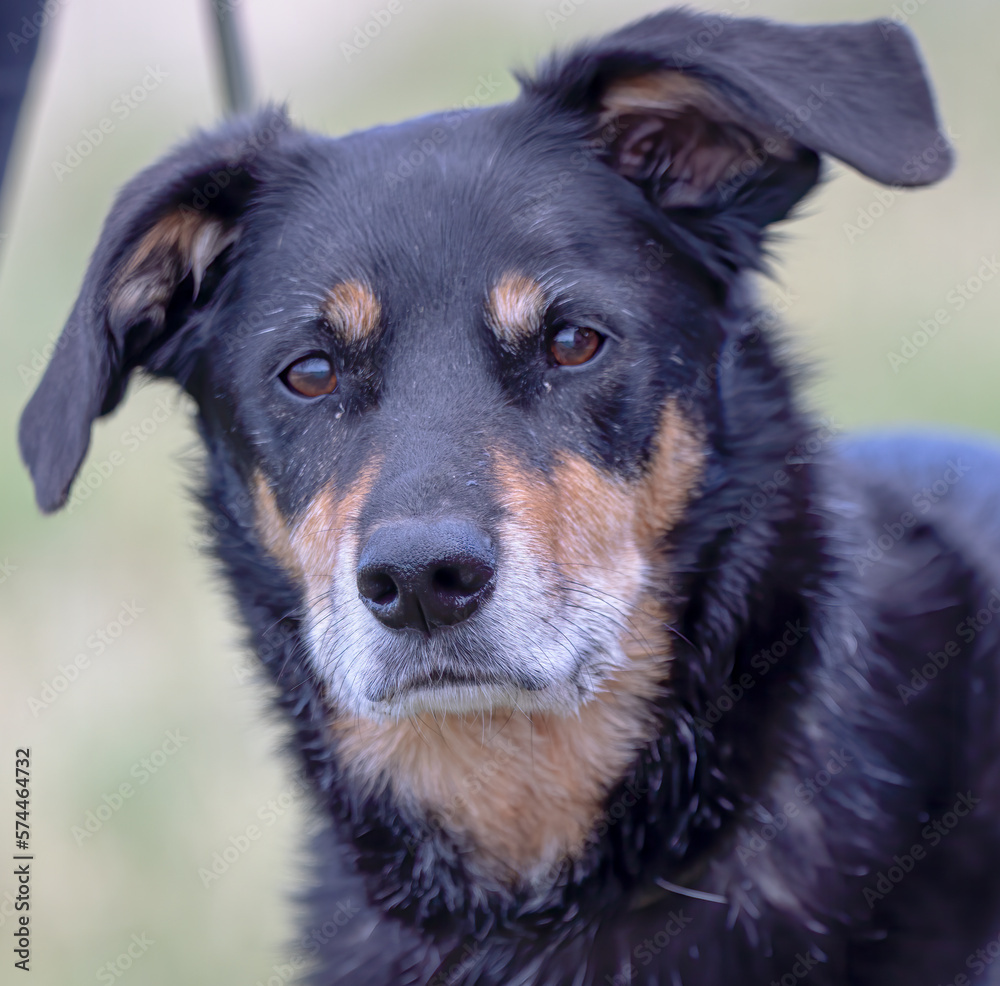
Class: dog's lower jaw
328,631,671,888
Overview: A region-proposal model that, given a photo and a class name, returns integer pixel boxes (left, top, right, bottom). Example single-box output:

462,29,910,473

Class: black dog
19,8,1000,986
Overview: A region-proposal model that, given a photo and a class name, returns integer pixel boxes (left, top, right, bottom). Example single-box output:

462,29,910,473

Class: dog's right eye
281,355,337,398
549,325,603,367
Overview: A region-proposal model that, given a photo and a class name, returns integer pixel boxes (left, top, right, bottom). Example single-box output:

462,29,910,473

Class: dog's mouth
357,638,564,715
368,666,533,702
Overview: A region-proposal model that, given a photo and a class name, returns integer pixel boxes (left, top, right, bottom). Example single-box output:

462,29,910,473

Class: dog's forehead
246,104,654,305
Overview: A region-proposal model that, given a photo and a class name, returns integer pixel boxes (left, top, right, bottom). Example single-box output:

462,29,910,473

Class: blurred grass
1,1,998,983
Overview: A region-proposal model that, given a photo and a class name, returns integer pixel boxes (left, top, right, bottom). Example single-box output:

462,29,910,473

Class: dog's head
21,10,949,860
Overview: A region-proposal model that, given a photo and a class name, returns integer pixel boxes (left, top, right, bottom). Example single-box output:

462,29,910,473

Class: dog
19,7,1000,985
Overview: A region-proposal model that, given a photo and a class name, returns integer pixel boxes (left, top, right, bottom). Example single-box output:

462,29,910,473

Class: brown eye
549,325,603,367
282,355,337,397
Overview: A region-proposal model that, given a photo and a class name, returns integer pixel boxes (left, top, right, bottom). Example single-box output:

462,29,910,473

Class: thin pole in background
0,0,44,222
208,1,254,115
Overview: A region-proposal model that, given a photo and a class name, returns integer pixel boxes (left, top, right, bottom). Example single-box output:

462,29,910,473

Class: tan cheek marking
251,465,379,596
633,399,706,550
491,448,646,604
549,454,645,596
626,400,705,665
252,475,302,578
323,280,381,345
546,450,678,693
486,273,546,347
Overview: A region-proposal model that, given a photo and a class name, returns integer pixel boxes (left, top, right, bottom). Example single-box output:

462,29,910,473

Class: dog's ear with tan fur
19,108,294,513
523,10,951,266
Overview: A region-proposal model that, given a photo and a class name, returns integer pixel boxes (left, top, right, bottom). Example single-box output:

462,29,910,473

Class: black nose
356,519,497,632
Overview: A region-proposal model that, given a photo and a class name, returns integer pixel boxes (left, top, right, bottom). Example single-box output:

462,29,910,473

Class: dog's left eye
282,355,337,397
549,325,603,367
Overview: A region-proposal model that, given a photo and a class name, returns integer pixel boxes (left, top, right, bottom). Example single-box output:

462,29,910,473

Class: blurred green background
1,0,998,982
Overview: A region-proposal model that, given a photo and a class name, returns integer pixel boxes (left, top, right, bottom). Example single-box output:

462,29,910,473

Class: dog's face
206,105,722,721
20,9,951,871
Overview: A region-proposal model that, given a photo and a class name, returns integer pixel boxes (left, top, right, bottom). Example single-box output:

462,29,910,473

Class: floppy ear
19,107,293,513
523,10,951,265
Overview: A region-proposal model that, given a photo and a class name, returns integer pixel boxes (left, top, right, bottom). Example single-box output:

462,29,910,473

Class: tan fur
323,280,382,345
331,401,705,883
123,210,221,270
603,71,735,120
600,71,794,206
486,273,547,347
252,466,378,600
633,399,707,547
333,662,666,883
110,210,239,325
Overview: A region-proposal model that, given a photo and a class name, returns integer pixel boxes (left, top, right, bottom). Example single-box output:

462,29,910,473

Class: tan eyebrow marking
486,273,547,346
323,280,381,344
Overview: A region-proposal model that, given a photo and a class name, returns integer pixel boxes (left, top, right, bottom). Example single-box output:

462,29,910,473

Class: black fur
19,9,1000,986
